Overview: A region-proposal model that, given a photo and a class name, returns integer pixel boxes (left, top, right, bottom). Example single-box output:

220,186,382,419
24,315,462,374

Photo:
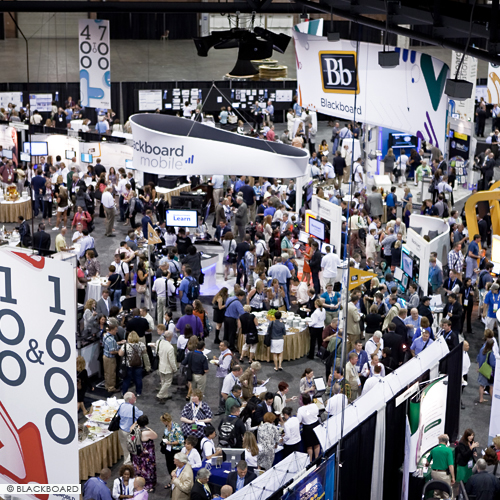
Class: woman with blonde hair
77,356,90,414
83,299,97,330
54,185,69,230
243,431,261,471
263,214,273,243
383,147,396,180
212,287,228,344
119,331,146,396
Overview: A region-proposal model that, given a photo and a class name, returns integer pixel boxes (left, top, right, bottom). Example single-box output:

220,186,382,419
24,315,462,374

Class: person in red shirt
72,205,91,231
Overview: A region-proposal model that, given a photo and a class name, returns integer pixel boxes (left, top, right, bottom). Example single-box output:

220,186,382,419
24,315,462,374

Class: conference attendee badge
463,299,468,306
494,302,498,313
192,424,198,430
468,459,473,469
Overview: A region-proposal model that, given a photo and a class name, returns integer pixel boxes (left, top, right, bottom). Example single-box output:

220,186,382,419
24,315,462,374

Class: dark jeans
283,442,301,459
312,272,320,294
180,301,191,314
34,193,44,216
224,317,238,350
43,200,52,219
122,366,143,395
236,261,248,288
119,195,125,221
309,327,323,359
462,304,473,333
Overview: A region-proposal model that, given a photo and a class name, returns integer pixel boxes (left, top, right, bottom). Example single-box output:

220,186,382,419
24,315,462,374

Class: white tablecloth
85,277,108,302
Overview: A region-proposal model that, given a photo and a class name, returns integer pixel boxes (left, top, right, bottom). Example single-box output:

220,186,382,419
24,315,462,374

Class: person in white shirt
362,364,383,395
321,157,335,186
182,102,193,118
72,222,84,243
153,274,169,329
101,187,116,237
200,425,222,461
364,331,384,357
181,436,202,468
280,407,301,458
309,300,326,360
361,353,385,378
291,277,309,307
243,431,261,468
297,394,320,461
461,341,470,410
325,383,348,417
396,150,409,187
321,245,341,286
353,158,364,192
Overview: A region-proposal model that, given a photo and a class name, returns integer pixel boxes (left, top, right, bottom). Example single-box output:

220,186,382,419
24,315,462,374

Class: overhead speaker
378,51,400,68
327,32,340,42
253,27,291,53
238,37,273,60
445,79,473,100
227,59,259,77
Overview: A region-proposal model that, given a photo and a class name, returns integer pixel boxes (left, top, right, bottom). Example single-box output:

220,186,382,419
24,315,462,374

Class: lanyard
192,403,200,420
465,288,471,299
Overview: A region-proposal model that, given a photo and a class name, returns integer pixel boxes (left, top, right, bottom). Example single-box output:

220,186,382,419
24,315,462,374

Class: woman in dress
76,356,90,415
43,179,53,225
108,166,117,186
180,390,213,442
302,237,314,286
239,305,259,364
139,185,152,213
131,415,158,492
297,394,320,461
477,339,496,403
160,412,185,481
383,148,396,179
212,287,228,344
55,185,69,229
257,413,280,470
119,331,146,396
299,368,316,403
243,431,261,472
454,428,479,483
269,311,286,371
112,464,135,500
136,260,150,309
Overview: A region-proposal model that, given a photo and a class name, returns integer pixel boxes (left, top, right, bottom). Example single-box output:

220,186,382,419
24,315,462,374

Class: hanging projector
193,27,291,77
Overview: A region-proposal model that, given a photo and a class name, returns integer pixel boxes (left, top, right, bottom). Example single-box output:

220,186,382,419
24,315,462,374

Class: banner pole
147,243,152,316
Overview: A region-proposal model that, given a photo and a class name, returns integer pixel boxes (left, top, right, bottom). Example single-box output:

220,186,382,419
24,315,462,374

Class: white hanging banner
0,249,78,500
293,33,449,150
450,51,477,121
488,63,500,104
130,114,309,177
488,354,500,444
78,19,111,109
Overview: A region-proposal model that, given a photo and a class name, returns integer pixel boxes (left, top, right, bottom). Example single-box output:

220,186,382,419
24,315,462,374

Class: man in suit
226,461,257,493
418,296,434,327
234,195,248,243
172,453,194,500
383,323,406,366
366,186,384,219
190,468,212,500
442,294,463,333
215,219,230,242
393,308,409,343
96,289,112,317
441,319,459,351
33,223,51,255
252,392,276,425
346,294,361,353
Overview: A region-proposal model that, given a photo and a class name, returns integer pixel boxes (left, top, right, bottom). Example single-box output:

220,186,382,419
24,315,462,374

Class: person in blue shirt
293,99,302,117
410,330,433,357
320,283,341,324
466,234,481,284
83,468,113,500
349,341,369,379
117,392,143,463
263,203,276,218
477,339,496,403
386,186,397,208
224,290,246,351
234,176,246,194
483,283,500,330
429,257,443,293
178,267,196,314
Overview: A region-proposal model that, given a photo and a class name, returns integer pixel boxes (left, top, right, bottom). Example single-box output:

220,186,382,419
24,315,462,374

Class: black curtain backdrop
383,397,408,500
439,342,463,443
338,412,377,500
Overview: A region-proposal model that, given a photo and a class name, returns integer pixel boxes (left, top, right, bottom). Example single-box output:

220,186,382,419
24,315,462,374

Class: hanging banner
348,267,377,290
487,63,500,104
0,249,78,500
130,114,309,177
78,19,111,109
488,354,500,444
293,33,449,149
450,51,477,121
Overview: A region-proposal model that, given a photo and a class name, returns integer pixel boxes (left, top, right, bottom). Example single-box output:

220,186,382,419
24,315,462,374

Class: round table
0,198,32,223
85,277,108,302
237,326,310,362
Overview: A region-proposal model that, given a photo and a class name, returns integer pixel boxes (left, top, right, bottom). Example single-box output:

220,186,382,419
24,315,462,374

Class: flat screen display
389,133,418,149
20,151,30,162
65,150,76,160
298,230,309,244
138,89,162,111
394,267,403,282
23,142,48,156
125,159,136,170
2,150,13,159
309,217,326,241
29,93,52,113
166,209,198,228
401,251,413,279
81,153,93,163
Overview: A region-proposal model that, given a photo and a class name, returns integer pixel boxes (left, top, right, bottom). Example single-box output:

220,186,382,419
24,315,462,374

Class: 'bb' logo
319,51,359,94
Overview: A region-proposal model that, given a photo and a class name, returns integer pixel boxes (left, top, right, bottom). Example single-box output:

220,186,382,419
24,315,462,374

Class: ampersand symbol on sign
26,338,44,365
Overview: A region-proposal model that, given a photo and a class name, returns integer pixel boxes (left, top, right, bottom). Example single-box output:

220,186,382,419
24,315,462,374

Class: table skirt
0,199,32,223
237,327,310,362
79,431,122,480
156,184,191,205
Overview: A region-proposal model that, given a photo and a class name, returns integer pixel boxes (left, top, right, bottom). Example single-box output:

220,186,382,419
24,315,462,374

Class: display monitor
298,230,309,244
389,133,418,149
138,89,162,111
125,159,136,170
309,217,326,241
321,242,332,254
401,273,409,289
394,267,403,282
81,153,93,163
20,151,30,162
275,89,293,102
65,150,76,160
2,150,12,159
401,251,413,279
23,142,48,156
166,209,198,228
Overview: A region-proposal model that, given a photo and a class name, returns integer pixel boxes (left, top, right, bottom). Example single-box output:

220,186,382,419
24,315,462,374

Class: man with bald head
386,217,407,241
404,308,421,341
83,468,112,500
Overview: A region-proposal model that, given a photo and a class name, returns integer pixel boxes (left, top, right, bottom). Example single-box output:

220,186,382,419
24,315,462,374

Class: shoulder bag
479,352,493,382
264,322,273,347
108,403,123,432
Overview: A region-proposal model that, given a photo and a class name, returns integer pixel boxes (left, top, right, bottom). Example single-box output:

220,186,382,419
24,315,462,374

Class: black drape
338,412,377,500
439,342,463,443
383,397,408,500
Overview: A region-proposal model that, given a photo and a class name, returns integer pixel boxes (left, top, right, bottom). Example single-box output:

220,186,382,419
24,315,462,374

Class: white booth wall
310,195,343,257
409,214,450,267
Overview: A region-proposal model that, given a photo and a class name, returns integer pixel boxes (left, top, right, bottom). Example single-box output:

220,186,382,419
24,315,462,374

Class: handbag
136,283,147,294
479,352,493,382
108,403,123,432
198,255,205,285
264,322,272,347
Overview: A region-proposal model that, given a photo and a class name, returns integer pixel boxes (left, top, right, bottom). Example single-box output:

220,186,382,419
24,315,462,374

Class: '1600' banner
293,33,449,150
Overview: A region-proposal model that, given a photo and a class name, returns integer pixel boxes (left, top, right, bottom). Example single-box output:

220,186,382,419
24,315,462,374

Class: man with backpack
178,267,199,314
218,403,246,448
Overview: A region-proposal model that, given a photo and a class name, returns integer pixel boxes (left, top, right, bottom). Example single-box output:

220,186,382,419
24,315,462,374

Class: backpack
128,344,142,368
186,277,200,301
126,424,143,455
237,253,248,275
478,270,489,290
134,198,144,214
218,417,237,447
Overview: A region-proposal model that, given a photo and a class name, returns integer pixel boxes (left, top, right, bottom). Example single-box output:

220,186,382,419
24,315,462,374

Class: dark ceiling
1,0,499,64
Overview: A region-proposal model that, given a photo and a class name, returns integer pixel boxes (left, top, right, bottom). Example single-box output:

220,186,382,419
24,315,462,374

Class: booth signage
487,63,500,104
348,267,377,290
488,355,500,444
0,250,78,499
294,34,449,148
78,19,111,109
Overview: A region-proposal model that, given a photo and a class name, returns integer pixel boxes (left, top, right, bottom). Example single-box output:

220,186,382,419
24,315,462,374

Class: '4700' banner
294,33,449,149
